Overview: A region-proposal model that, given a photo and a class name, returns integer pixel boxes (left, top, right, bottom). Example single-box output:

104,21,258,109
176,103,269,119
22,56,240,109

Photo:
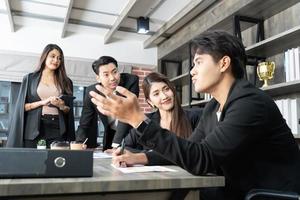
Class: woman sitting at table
112,72,202,166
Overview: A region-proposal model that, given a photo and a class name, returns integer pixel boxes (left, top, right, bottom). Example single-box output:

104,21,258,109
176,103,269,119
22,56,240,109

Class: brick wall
132,67,153,113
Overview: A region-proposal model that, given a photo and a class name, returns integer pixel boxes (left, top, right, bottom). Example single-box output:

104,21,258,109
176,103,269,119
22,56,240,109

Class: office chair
245,189,300,200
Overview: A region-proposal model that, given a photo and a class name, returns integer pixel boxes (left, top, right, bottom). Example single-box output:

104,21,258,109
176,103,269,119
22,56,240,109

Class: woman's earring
151,104,157,112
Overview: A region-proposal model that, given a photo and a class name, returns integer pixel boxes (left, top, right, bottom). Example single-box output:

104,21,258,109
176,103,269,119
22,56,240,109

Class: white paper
111,164,177,173
93,152,113,159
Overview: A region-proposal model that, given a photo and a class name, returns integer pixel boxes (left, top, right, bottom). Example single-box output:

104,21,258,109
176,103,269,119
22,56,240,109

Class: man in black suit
90,31,300,200
76,56,139,150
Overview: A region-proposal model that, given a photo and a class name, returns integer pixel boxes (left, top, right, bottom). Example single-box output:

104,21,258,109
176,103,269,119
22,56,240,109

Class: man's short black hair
191,30,246,79
92,56,118,74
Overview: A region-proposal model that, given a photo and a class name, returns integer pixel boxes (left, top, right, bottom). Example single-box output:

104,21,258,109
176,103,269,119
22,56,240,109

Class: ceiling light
137,17,149,34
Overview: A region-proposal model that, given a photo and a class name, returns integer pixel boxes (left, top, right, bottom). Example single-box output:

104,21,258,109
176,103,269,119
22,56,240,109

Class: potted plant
37,139,46,149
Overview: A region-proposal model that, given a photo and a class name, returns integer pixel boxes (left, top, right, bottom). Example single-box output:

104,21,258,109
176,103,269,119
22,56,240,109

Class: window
0,81,11,146
73,86,84,131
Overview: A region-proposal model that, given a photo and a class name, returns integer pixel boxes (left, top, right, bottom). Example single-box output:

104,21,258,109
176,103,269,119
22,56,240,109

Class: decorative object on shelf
36,139,46,149
257,61,275,87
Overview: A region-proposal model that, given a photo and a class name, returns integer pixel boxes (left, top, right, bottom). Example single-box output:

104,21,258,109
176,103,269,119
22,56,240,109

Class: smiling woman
7,44,75,148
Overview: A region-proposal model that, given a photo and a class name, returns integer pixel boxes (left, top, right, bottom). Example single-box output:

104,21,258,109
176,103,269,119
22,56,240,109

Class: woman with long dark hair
112,72,202,166
7,44,75,148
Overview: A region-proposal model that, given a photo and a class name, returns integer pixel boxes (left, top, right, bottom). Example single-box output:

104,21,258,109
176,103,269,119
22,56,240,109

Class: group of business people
88,30,300,200
5,30,300,200
6,45,142,150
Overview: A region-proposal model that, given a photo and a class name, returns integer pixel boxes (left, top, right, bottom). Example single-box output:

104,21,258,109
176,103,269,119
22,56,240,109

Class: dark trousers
102,129,115,151
24,114,63,148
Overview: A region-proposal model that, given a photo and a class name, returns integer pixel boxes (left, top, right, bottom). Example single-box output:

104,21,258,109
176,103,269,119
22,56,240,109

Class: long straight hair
35,44,72,95
142,72,192,139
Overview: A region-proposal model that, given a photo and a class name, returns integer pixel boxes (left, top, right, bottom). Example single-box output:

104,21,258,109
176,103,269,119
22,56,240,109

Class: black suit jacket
135,79,300,200
76,73,139,149
7,72,75,147
125,108,202,165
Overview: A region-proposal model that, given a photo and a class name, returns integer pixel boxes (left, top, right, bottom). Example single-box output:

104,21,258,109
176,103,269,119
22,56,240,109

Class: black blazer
125,108,202,165
7,72,75,147
135,79,300,200
76,73,139,149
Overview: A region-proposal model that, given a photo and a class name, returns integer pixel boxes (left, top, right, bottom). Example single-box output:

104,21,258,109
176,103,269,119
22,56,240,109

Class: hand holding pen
120,138,125,155
119,139,127,167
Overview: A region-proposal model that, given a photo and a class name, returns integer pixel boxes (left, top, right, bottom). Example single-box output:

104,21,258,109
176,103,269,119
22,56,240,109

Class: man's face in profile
190,53,223,93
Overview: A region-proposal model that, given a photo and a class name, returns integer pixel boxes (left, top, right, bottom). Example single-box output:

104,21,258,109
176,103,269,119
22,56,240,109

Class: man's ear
96,75,101,83
219,56,231,73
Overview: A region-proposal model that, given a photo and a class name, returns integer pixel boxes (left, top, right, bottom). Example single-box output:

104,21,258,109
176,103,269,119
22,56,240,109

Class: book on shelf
275,97,300,135
284,47,300,82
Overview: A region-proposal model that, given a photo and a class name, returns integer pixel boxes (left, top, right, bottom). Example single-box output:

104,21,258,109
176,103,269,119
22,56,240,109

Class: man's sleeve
113,74,140,144
128,74,139,96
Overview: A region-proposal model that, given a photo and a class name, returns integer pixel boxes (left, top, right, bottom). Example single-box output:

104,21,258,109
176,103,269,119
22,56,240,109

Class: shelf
184,80,300,105
170,72,190,85
191,99,211,106
246,25,300,57
260,80,300,97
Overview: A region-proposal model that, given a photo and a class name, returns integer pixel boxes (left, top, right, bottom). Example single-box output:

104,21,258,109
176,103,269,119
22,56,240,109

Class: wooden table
0,158,224,200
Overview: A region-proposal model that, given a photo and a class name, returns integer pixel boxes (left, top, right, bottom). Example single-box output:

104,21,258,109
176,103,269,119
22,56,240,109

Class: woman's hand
49,97,65,108
40,96,56,106
111,148,148,167
89,85,146,128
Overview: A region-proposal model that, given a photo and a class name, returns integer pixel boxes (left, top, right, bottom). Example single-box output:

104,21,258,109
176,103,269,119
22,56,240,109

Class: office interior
0,0,300,199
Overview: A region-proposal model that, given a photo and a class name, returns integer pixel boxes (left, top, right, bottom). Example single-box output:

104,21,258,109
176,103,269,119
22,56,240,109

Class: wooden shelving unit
246,25,300,57
170,72,189,86
260,80,300,97
160,0,300,108
181,99,211,107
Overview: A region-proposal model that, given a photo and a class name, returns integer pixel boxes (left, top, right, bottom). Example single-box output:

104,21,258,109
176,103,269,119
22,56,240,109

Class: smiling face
96,63,120,92
45,49,61,71
190,53,224,93
147,82,175,112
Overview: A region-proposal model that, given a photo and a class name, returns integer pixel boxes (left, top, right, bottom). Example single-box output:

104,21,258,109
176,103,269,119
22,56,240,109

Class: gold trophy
257,61,275,87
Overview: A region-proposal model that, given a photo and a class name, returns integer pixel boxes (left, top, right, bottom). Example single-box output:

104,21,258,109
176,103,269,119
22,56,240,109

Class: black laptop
0,148,93,178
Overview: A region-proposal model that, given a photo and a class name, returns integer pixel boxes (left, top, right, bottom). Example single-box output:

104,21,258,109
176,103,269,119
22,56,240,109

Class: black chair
245,189,300,200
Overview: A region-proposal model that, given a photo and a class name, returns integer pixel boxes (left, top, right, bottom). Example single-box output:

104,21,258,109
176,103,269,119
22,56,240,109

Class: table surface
0,158,225,197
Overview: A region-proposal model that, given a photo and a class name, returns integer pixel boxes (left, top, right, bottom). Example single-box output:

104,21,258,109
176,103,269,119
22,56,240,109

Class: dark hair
191,30,246,79
143,72,192,139
92,56,118,74
35,44,72,95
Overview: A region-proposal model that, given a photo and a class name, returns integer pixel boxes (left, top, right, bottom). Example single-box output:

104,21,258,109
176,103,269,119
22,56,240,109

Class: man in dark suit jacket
76,56,139,150
90,31,300,200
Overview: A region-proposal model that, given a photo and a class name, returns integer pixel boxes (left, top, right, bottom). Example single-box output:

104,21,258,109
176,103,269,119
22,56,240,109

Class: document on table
93,152,113,159
111,164,177,173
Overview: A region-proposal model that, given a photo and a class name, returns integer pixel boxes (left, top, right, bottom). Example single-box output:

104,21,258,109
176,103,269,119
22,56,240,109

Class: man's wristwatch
135,118,151,133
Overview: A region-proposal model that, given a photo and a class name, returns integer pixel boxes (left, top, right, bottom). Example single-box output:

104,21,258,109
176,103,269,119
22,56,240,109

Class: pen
82,138,88,145
120,138,125,155
82,138,88,149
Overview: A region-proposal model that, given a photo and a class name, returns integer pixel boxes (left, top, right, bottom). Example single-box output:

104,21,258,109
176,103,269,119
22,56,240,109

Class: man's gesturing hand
89,85,145,128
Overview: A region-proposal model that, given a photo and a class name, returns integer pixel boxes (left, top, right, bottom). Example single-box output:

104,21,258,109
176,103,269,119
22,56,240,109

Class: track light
137,17,149,34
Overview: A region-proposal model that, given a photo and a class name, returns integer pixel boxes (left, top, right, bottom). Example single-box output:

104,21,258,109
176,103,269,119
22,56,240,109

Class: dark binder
0,148,93,178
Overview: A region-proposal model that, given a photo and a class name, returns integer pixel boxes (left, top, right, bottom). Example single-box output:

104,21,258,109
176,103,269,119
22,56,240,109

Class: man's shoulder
85,83,98,92
120,73,139,81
